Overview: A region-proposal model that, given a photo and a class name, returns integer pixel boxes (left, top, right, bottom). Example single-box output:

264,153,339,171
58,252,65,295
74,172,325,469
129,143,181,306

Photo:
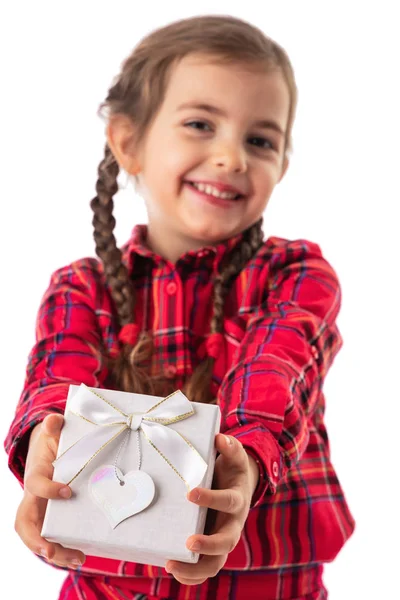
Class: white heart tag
88,465,155,529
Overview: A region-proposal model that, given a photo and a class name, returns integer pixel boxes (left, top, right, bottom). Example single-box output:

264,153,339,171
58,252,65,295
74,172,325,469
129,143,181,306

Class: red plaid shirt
4,225,355,600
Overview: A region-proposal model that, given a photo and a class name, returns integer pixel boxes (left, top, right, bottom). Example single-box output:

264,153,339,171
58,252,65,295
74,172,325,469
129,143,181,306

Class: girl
5,14,355,600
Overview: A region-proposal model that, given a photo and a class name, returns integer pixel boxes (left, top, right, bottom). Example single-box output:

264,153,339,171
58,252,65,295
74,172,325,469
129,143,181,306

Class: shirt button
311,346,319,360
164,365,177,378
166,281,177,295
272,461,279,478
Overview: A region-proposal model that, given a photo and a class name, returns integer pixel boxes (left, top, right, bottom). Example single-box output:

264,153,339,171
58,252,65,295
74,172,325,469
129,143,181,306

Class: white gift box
41,384,221,567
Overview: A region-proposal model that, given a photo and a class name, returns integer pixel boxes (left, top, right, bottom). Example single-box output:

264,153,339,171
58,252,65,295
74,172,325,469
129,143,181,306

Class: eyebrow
177,102,285,137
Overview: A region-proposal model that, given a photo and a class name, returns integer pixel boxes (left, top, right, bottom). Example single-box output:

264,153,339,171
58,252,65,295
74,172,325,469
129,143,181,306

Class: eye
184,120,212,131
184,121,275,151
248,136,274,150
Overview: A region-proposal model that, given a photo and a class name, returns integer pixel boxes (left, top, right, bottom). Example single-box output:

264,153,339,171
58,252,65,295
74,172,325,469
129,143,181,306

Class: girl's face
110,53,290,262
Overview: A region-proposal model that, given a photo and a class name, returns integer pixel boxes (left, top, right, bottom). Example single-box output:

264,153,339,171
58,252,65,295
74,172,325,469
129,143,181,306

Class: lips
184,182,245,210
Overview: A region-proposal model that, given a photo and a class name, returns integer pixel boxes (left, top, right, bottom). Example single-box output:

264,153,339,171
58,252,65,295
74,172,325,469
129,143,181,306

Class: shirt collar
122,224,247,274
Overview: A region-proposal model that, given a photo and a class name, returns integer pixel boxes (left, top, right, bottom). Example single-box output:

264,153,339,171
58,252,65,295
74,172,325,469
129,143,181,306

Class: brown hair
90,14,298,403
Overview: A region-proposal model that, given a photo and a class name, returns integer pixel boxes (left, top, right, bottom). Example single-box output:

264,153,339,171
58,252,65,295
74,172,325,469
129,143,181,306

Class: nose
211,141,247,173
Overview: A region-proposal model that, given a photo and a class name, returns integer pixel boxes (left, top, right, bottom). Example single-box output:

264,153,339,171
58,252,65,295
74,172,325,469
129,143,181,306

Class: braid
183,218,264,404
91,144,156,394
91,145,133,323
211,219,264,333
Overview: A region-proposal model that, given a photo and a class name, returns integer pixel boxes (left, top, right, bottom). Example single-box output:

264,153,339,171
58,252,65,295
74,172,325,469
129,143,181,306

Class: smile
185,182,245,209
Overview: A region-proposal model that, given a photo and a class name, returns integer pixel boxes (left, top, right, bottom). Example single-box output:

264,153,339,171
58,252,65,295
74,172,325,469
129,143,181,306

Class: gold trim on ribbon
140,427,190,492
144,411,194,425
69,410,128,427
88,387,128,417
145,390,185,414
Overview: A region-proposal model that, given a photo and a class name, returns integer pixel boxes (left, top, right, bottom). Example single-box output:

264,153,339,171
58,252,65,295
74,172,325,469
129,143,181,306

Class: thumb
216,433,236,449
42,414,64,438
215,433,238,455
216,433,248,472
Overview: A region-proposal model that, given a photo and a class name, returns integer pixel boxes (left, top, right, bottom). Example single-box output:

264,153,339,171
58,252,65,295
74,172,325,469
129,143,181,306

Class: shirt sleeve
217,239,343,508
3,261,109,486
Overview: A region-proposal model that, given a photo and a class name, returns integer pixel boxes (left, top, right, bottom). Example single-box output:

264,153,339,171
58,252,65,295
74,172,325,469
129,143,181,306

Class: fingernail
40,548,48,559
70,559,82,567
189,489,200,502
59,486,71,498
225,435,233,446
190,541,201,552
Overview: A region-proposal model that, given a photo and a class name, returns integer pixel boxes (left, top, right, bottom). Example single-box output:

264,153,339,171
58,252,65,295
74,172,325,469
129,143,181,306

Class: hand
14,414,86,569
165,433,258,585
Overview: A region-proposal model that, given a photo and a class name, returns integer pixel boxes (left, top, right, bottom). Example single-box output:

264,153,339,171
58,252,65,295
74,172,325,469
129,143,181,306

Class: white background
1,2,398,598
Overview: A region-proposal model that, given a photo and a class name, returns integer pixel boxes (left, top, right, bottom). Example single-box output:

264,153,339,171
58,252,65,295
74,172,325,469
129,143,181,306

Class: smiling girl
5,14,355,600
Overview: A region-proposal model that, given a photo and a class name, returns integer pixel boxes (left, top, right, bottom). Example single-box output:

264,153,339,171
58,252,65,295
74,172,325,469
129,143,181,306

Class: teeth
191,182,238,199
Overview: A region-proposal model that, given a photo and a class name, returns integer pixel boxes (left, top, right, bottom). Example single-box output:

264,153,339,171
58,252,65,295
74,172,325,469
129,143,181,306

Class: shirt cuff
228,428,287,508
5,409,57,487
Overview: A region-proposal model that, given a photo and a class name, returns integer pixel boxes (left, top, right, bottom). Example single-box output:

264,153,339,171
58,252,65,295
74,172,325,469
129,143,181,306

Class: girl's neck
146,224,220,264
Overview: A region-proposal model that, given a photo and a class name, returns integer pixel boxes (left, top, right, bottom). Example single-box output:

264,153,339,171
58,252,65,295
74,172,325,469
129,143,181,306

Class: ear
277,154,289,183
106,114,141,175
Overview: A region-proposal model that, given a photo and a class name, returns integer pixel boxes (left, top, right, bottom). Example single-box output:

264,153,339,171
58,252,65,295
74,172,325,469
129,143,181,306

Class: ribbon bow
53,383,208,491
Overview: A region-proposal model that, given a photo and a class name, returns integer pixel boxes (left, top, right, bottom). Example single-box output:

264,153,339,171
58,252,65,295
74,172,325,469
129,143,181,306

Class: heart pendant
88,465,155,529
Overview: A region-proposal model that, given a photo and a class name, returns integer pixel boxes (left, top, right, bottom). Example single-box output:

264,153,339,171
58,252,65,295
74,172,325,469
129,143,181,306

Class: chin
189,226,237,246
186,217,242,242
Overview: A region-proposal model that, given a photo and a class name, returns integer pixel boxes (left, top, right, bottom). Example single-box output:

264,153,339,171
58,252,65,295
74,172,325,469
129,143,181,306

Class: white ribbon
53,383,208,490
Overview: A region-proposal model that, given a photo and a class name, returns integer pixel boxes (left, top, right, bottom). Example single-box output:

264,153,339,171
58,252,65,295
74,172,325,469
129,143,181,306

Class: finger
48,545,86,569
25,414,70,499
215,434,248,472
15,500,85,566
168,575,208,586
35,414,64,459
24,470,72,500
166,554,225,581
17,518,85,567
42,413,64,436
15,504,56,561
187,486,244,515
186,521,241,556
